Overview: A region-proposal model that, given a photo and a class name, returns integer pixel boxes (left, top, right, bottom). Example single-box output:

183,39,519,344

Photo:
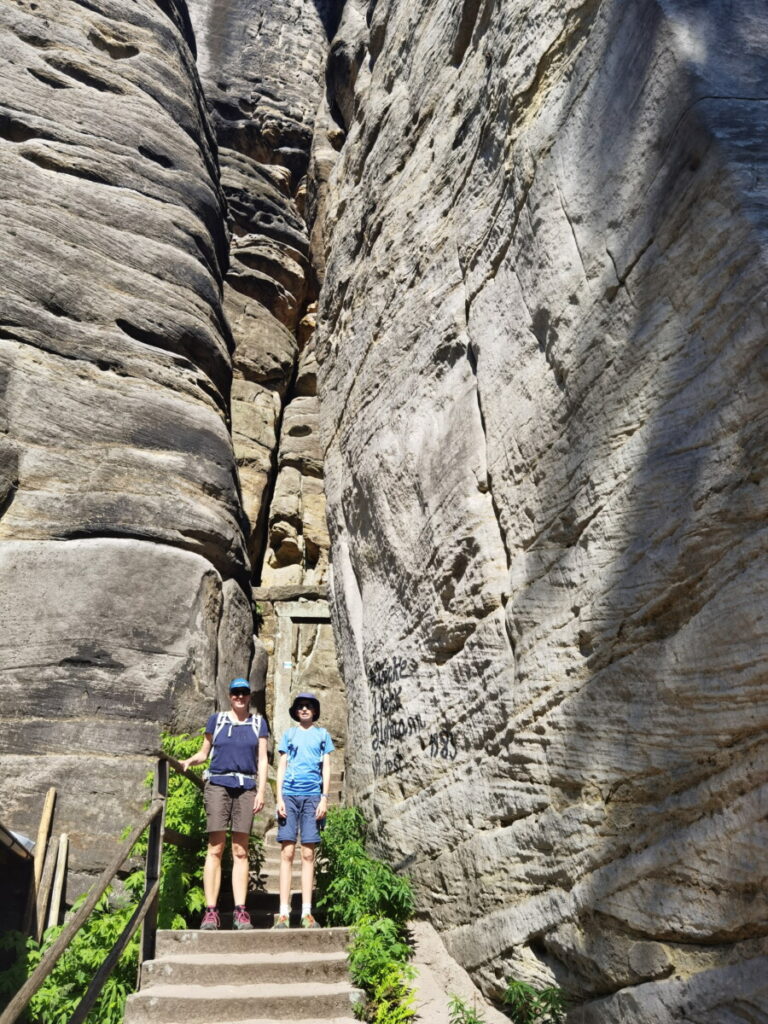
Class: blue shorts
277,793,325,844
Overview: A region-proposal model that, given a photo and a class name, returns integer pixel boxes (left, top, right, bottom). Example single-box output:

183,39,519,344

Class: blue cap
229,678,251,692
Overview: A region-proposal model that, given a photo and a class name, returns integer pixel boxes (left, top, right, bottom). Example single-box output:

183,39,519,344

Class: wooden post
47,834,69,932
22,787,56,938
139,759,167,971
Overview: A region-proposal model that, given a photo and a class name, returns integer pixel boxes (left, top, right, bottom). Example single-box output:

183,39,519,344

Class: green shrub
503,979,567,1024
128,729,208,928
449,993,487,1024
0,890,138,1024
348,915,412,992
318,808,415,1024
316,808,413,926
354,965,416,1024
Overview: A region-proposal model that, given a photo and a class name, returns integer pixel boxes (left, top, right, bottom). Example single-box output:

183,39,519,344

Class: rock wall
0,0,253,887
317,0,768,1018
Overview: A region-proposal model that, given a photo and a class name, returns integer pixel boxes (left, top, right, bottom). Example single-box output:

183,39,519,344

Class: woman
180,678,268,930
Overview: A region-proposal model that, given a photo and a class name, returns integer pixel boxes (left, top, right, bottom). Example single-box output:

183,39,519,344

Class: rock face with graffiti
320,1,768,1021
368,655,456,777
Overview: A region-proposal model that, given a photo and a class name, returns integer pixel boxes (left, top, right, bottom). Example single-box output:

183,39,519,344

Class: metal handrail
0,755,204,1024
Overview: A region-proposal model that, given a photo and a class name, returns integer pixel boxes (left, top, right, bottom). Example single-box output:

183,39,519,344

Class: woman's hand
253,791,265,813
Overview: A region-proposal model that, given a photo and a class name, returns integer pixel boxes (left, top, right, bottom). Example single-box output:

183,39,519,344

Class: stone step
123,980,364,1023
155,927,351,957
213,895,321,929
141,949,349,987
149,1018,359,1024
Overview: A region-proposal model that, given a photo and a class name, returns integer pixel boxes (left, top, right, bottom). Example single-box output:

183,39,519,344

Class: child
273,692,335,928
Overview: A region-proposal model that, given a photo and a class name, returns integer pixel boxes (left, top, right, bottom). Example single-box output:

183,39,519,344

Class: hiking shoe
200,907,220,930
272,914,290,929
301,914,320,929
233,906,253,930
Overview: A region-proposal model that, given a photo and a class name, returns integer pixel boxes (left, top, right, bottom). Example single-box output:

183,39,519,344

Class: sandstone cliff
0,0,254,886
317,0,768,1019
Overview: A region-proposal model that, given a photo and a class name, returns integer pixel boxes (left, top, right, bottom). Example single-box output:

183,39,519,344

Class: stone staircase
124,928,362,1023
124,778,362,1022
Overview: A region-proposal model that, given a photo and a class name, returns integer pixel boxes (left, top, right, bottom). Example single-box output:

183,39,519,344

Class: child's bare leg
301,841,316,907
279,840,296,909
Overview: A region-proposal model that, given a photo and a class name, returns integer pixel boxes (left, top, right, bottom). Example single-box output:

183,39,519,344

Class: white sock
302,903,312,917
280,904,291,916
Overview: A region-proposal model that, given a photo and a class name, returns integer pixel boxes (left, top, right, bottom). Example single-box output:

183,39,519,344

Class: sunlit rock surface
0,0,252,885
318,0,768,1017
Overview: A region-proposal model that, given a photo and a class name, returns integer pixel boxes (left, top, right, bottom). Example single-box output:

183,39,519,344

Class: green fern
503,979,568,1024
448,993,487,1024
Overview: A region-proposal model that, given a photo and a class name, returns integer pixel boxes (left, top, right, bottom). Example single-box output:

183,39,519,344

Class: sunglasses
295,702,314,710
231,690,250,698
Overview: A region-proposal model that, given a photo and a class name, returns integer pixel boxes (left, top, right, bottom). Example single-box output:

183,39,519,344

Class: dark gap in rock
310,0,345,42
59,649,125,670
0,114,39,143
287,424,311,437
152,0,197,58
87,30,139,60
27,67,69,89
115,317,176,351
305,538,320,570
20,150,113,188
451,0,483,66
115,318,227,407
18,31,53,48
43,57,123,94
69,0,102,14
0,480,18,522
196,375,228,416
0,327,25,342
138,144,174,169
188,230,221,284
44,300,80,321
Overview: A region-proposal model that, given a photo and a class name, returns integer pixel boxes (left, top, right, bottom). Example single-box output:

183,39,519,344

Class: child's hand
277,798,286,817
315,796,328,819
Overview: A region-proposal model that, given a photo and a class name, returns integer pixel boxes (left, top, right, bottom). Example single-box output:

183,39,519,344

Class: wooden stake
46,834,69,932
21,787,56,938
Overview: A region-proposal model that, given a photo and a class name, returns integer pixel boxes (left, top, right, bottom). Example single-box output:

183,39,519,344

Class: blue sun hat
289,692,320,721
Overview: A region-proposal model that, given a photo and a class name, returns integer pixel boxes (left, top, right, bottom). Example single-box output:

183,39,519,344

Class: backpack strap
212,711,228,743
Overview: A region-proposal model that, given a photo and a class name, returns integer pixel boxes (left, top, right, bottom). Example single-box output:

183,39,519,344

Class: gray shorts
203,781,254,834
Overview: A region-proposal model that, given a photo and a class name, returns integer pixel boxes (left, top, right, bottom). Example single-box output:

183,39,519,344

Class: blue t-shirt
205,712,269,790
279,725,335,795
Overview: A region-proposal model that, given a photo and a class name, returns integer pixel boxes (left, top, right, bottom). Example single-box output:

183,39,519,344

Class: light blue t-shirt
279,725,335,795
